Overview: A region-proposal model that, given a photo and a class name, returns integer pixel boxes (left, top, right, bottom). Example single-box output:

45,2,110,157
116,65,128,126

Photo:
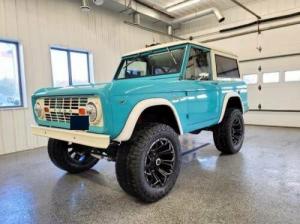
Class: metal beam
201,19,300,43
230,0,261,20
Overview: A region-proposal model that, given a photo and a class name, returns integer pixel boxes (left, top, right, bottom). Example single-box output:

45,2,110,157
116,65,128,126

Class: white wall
177,0,300,128
0,0,170,155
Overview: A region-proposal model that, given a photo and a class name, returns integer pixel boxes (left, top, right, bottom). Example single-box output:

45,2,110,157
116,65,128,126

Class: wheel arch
114,98,183,142
218,92,244,123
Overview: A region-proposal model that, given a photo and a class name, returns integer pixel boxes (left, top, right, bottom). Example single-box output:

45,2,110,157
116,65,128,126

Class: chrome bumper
31,125,110,149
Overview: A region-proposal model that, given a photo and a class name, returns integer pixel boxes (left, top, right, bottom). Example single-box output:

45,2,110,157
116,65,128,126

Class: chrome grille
44,97,88,123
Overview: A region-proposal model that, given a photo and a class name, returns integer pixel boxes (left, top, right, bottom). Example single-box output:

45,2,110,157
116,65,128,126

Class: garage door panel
261,84,300,110
247,85,260,109
240,55,300,127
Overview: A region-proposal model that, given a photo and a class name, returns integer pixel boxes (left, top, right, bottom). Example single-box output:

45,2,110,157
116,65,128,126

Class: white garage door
240,55,300,128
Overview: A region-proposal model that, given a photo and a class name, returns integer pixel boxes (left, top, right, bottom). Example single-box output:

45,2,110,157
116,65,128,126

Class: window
185,47,211,80
243,74,258,84
215,55,240,78
263,72,279,83
50,48,91,87
285,70,300,82
115,48,185,80
0,40,23,108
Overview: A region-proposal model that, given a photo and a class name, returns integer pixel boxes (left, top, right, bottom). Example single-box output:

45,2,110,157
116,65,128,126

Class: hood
33,74,181,98
110,74,181,96
33,83,112,98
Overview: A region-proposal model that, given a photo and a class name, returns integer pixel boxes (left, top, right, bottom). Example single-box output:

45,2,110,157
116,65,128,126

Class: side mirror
197,72,209,80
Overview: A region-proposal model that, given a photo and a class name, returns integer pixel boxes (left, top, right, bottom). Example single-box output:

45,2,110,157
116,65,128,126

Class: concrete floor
0,126,300,224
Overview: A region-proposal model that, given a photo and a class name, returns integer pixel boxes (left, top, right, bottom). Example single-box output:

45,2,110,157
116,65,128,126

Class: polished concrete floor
0,125,300,224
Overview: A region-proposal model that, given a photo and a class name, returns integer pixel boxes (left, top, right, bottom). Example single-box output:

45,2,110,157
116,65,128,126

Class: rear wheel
213,108,244,154
115,123,181,202
48,138,99,173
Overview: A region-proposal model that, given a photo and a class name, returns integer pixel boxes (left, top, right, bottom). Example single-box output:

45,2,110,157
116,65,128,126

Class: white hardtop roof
122,40,237,58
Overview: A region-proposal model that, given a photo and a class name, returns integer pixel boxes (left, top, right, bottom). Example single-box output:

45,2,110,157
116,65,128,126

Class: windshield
114,47,185,80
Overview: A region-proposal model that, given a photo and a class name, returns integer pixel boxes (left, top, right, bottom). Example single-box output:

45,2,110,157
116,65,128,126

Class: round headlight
86,102,97,123
34,102,43,118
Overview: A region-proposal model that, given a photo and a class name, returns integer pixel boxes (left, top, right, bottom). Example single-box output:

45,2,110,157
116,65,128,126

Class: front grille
44,96,88,123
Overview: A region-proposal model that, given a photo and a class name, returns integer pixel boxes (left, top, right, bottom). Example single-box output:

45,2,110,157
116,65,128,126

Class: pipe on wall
113,0,225,25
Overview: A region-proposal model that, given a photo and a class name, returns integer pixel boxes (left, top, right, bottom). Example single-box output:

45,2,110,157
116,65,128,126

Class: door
182,46,219,128
240,55,300,127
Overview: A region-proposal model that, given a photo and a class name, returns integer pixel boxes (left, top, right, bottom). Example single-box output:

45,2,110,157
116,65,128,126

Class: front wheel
48,139,99,173
213,108,245,154
115,123,181,202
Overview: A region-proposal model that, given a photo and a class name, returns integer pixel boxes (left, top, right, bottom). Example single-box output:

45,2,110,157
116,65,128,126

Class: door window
185,47,211,81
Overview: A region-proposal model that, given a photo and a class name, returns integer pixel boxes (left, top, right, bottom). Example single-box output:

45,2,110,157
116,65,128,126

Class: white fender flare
114,98,183,142
218,92,244,123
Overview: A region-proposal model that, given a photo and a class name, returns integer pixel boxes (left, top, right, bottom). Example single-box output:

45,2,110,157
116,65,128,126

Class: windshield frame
113,44,188,80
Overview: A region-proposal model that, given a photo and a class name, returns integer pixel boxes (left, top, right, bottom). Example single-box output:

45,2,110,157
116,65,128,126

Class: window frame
0,39,24,109
215,54,240,79
50,47,91,86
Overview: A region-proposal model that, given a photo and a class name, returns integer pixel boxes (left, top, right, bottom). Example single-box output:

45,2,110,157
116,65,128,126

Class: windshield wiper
167,47,177,65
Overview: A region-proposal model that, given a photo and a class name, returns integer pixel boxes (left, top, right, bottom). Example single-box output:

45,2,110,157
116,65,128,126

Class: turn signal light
44,107,49,113
79,108,86,115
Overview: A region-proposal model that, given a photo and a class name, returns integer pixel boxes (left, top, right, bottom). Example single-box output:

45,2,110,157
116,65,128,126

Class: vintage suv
32,40,248,202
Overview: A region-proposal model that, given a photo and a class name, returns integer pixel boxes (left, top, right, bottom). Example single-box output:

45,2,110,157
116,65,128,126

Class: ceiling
139,0,257,17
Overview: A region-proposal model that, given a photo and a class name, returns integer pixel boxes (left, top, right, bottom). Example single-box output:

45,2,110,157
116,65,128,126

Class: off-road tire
48,138,99,173
115,123,181,202
115,143,137,197
213,108,244,154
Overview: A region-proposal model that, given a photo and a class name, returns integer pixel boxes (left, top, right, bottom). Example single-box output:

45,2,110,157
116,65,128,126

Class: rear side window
215,55,240,78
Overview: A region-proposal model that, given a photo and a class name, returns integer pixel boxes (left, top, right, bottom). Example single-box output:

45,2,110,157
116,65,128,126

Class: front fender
113,98,183,142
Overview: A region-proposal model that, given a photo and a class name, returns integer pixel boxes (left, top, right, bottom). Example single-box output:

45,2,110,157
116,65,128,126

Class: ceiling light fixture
80,0,90,12
93,0,105,6
166,0,202,12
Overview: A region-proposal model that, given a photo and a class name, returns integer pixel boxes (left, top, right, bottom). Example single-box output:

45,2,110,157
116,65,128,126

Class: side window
0,40,23,108
185,47,211,81
215,55,240,78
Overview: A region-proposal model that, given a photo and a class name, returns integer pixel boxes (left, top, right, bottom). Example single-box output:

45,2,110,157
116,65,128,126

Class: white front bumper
31,125,110,149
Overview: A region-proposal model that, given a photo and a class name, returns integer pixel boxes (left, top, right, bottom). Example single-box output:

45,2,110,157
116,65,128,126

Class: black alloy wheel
144,138,175,188
213,108,245,154
231,116,243,146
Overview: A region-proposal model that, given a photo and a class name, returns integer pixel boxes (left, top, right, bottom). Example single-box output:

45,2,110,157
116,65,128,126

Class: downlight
80,0,90,12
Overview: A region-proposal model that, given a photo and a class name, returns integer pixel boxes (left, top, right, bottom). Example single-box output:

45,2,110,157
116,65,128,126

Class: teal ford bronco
32,41,248,202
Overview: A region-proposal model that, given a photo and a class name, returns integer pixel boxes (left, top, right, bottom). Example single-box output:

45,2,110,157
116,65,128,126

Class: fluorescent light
166,0,202,12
